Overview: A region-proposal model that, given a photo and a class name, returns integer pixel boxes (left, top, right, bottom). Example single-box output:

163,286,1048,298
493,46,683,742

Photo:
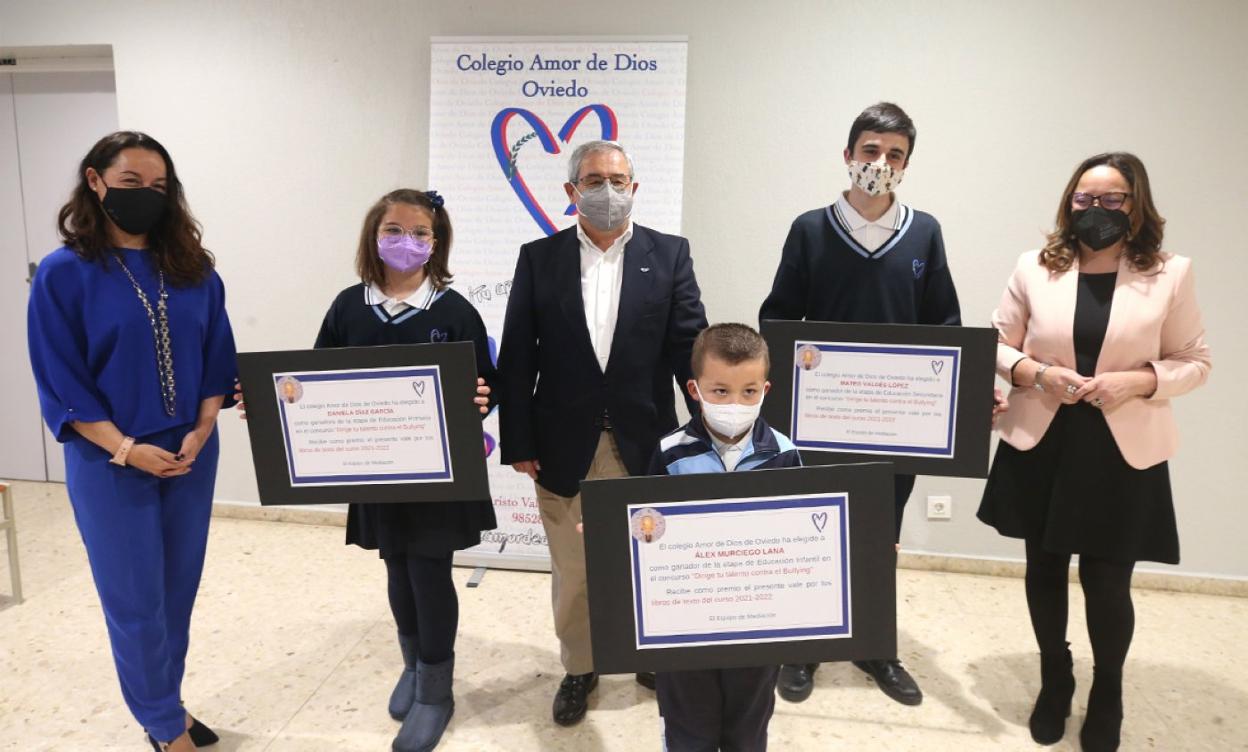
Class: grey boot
388,633,420,721
392,654,455,752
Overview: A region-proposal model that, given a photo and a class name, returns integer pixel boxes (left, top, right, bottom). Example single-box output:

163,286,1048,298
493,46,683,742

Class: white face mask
694,382,763,439
575,182,633,231
847,158,904,197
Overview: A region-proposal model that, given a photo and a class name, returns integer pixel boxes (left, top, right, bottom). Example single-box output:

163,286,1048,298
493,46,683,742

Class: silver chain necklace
114,254,177,417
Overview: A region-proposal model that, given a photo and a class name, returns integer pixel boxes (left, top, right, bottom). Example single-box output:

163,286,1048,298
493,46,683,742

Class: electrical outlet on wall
927,495,953,520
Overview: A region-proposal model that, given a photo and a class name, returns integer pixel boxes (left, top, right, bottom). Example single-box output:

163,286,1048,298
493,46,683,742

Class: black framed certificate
237,342,489,505
761,320,997,478
582,463,897,674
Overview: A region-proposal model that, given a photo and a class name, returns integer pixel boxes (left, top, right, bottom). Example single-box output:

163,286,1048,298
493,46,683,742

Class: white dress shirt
709,430,749,472
365,276,437,316
834,192,902,253
578,221,633,372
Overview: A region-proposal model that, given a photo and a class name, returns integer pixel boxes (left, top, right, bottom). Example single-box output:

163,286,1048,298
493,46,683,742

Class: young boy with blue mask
648,323,801,751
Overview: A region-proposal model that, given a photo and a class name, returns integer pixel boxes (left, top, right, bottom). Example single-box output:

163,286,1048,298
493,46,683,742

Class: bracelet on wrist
1033,363,1052,392
110,436,136,466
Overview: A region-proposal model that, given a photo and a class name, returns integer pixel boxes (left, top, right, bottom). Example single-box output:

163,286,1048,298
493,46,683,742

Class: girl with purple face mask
236,189,496,752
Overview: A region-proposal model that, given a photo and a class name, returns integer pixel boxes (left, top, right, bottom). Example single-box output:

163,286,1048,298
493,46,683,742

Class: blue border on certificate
631,494,850,647
276,367,453,485
792,343,960,457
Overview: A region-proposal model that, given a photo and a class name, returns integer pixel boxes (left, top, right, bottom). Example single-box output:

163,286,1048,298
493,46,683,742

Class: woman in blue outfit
238,189,495,752
27,131,236,752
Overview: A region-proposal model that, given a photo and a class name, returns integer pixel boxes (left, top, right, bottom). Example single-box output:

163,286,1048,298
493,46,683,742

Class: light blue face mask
575,182,633,231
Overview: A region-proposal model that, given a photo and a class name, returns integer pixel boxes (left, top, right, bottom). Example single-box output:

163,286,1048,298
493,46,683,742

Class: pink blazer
993,250,1211,469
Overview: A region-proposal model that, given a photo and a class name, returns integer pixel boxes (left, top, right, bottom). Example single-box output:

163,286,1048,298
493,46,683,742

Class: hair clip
426,190,445,210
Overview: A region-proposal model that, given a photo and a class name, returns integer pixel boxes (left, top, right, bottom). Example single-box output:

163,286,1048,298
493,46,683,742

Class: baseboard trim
212,499,346,527
899,551,1248,597
210,501,1247,597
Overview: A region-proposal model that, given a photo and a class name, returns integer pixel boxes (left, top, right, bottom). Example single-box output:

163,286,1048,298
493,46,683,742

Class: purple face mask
378,235,433,273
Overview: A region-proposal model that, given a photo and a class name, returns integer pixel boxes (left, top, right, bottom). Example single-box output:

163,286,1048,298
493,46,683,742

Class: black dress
314,283,498,557
977,271,1179,564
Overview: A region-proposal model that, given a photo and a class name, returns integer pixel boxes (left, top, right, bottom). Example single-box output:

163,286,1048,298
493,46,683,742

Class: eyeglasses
576,173,632,190
379,225,435,241
1072,192,1131,211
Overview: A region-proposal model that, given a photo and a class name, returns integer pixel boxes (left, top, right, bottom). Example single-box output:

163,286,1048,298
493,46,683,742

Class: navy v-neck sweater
759,203,962,326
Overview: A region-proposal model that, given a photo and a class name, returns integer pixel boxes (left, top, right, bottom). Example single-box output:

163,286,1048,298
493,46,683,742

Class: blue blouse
27,247,238,442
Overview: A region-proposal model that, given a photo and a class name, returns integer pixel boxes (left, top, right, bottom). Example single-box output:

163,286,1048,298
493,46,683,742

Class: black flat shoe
635,672,656,691
186,715,219,747
148,716,218,750
853,658,923,706
776,663,818,703
552,672,598,726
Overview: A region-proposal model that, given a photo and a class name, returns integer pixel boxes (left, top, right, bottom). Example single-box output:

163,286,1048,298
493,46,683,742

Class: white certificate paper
274,366,453,486
628,494,851,649
791,341,960,458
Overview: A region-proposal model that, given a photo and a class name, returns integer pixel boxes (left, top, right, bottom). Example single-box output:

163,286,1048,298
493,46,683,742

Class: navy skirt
347,498,497,559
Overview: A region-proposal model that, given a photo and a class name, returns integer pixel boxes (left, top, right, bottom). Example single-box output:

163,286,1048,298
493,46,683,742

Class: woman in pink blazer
978,152,1210,752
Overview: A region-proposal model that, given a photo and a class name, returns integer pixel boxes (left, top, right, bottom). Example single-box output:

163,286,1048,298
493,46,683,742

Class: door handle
27,261,37,284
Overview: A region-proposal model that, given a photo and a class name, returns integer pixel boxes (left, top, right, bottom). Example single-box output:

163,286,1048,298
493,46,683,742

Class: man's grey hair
566,140,635,184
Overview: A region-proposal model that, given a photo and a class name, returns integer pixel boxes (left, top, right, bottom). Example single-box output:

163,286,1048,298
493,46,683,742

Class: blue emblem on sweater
912,259,926,279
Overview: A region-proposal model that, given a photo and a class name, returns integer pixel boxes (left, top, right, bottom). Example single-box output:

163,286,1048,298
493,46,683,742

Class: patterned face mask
847,158,904,197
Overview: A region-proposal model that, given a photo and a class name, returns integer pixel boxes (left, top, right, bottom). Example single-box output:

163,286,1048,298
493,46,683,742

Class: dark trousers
657,666,779,752
383,552,458,663
894,474,916,543
65,426,219,743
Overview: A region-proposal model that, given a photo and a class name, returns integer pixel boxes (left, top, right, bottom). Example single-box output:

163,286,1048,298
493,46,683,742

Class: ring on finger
1065,384,1078,395
1092,397,1105,407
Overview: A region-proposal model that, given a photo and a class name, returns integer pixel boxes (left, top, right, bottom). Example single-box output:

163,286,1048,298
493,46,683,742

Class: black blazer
498,223,707,497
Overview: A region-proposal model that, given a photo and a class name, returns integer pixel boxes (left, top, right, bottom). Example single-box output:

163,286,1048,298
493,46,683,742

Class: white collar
365,275,436,310
835,192,901,230
576,220,634,254
708,426,749,456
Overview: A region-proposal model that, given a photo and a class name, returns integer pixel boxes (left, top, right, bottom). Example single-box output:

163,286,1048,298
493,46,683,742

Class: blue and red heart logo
491,104,618,236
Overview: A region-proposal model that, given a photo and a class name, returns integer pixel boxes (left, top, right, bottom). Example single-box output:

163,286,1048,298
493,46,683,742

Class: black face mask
1072,206,1130,252
101,185,167,236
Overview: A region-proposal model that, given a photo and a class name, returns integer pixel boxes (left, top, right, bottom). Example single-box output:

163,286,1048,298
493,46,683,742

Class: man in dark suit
498,140,706,727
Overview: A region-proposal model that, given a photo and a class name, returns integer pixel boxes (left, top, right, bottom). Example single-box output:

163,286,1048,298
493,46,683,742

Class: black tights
1024,539,1135,673
384,552,458,664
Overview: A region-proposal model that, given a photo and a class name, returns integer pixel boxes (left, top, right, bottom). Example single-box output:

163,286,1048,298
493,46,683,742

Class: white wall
2,0,1244,578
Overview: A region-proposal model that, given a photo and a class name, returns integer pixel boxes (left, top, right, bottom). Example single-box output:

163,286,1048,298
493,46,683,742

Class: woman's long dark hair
1040,152,1165,273
58,131,213,285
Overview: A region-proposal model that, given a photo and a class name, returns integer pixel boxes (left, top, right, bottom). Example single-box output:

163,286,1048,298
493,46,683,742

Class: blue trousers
64,425,218,743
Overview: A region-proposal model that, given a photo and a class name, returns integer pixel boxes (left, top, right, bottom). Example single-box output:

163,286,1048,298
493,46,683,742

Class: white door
0,69,118,482
0,74,45,481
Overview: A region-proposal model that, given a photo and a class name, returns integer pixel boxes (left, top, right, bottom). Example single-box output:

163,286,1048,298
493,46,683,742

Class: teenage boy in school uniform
649,323,802,751
758,102,959,707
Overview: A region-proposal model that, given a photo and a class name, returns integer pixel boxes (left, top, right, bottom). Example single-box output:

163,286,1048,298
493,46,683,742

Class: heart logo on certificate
490,104,619,236
412,381,426,398
931,360,945,375
811,511,828,533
